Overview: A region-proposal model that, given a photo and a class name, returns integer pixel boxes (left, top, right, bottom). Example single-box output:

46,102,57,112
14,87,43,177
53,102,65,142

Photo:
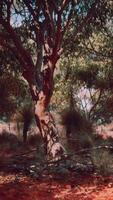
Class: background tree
52,0,113,125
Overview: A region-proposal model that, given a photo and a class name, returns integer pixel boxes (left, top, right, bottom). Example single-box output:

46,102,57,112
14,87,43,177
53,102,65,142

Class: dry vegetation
0,118,113,200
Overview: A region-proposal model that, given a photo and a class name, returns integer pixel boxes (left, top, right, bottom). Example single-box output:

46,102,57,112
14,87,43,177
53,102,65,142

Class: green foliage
52,8,113,124
0,70,30,120
16,104,33,122
0,131,21,151
61,109,92,132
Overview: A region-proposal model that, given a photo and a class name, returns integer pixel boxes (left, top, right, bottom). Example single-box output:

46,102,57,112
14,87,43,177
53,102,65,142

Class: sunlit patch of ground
0,173,113,200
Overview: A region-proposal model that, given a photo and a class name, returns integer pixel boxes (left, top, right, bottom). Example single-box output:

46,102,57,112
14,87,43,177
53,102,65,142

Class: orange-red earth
0,173,113,200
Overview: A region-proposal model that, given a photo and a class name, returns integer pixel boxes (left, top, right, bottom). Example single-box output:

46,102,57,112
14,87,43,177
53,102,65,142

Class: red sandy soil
0,173,113,200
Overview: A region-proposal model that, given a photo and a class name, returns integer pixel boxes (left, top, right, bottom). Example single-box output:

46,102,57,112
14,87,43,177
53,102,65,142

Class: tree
13,104,34,143
0,0,107,159
0,71,28,119
53,0,113,125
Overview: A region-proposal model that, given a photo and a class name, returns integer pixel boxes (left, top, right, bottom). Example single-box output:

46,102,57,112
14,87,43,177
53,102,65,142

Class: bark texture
28,57,66,160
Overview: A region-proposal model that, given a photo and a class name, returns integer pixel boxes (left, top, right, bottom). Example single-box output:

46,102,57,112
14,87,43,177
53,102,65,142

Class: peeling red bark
24,56,66,159
0,0,77,159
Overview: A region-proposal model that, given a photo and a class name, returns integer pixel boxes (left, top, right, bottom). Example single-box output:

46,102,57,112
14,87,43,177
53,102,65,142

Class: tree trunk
23,121,30,143
34,91,65,160
22,51,66,160
32,56,66,160
8,122,11,132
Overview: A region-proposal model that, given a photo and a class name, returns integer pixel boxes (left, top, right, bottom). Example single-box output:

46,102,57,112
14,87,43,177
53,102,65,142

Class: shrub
90,149,113,175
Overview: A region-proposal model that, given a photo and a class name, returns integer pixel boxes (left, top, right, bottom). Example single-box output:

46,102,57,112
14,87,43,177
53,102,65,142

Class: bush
61,109,93,152
90,149,113,175
0,131,21,150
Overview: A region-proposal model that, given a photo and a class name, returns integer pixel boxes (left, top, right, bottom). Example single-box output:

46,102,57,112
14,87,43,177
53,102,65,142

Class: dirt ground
0,147,113,200
0,173,113,200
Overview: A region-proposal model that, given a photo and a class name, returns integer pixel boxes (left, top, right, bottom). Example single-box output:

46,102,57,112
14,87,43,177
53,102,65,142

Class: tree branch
53,12,62,57
74,0,99,39
6,0,12,23
60,0,70,13
53,0,75,57
49,0,58,13
88,89,103,120
23,0,40,30
62,1,75,37
0,19,34,70
41,0,55,49
0,35,27,71
44,0,55,30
